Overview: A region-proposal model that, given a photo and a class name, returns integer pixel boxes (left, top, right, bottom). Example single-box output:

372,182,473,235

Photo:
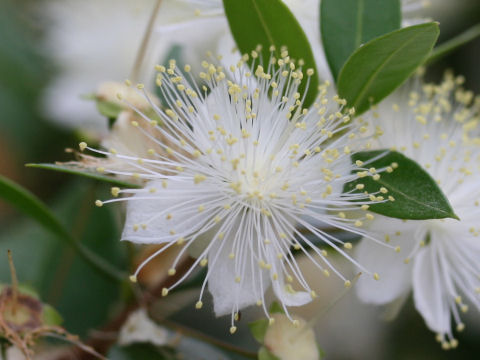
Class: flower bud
264,313,319,360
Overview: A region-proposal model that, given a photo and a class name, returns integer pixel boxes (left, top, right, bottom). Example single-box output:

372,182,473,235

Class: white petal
121,180,211,244
208,240,269,316
355,219,419,304
269,255,311,307
413,247,451,334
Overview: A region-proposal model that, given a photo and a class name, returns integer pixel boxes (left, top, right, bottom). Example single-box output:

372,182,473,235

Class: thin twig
427,23,480,64
7,250,18,316
130,0,163,83
160,319,258,359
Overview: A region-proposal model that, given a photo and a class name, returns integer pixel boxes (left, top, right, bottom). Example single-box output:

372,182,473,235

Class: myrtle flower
355,73,480,349
84,52,392,332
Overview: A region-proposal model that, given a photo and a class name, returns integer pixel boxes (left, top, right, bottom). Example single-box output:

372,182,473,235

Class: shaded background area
1,0,479,359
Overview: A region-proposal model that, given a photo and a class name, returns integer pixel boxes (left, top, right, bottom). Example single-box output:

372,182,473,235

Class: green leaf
321,0,401,80
0,181,126,336
42,304,63,326
344,150,458,220
268,301,284,314
337,22,439,115
26,163,140,189
0,175,125,283
96,99,123,119
0,174,70,240
258,347,280,360
249,318,269,343
222,0,318,107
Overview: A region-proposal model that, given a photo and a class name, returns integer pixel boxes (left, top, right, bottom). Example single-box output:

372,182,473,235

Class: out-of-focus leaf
96,99,123,119
337,23,439,114
0,181,126,336
269,301,284,314
0,175,70,239
26,163,140,189
321,0,401,79
0,174,126,282
42,304,63,326
248,318,269,343
223,0,318,107
344,150,458,220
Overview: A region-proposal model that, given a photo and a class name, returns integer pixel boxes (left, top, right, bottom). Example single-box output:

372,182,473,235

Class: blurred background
1,0,480,359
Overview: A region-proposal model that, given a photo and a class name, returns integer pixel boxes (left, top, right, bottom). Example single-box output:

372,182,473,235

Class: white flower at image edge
355,74,480,349
83,51,394,332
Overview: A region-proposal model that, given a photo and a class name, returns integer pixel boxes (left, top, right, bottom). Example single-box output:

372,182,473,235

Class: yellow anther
344,242,353,249
344,280,352,288
168,268,176,276
95,200,103,207
195,301,203,309
373,273,380,280
230,326,237,334
79,142,87,151
111,187,120,197
129,275,137,283
194,174,206,184
161,288,169,296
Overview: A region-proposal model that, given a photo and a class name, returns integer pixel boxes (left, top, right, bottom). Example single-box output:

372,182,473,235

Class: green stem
427,23,480,64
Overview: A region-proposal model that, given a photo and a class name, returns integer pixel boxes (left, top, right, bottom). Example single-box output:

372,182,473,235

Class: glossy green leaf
26,163,140,189
321,0,401,80
258,347,280,360
249,318,269,343
344,150,458,220
223,0,318,107
337,22,439,115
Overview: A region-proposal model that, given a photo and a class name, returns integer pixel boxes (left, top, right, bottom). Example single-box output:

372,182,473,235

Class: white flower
118,309,169,346
355,73,480,348
264,313,319,360
85,53,393,332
